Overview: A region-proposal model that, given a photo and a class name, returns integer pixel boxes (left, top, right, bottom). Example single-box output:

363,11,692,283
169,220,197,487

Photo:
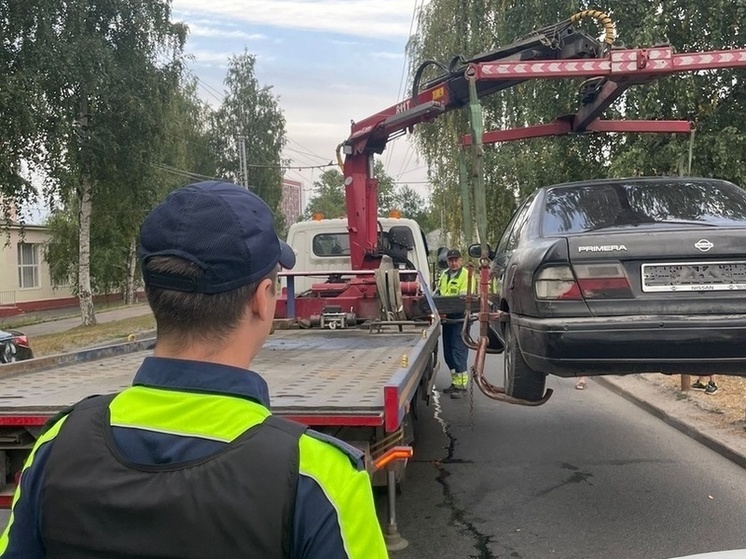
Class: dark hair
144,256,278,348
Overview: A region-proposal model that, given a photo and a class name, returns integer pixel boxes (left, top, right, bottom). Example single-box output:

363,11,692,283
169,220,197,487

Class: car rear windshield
542,179,746,235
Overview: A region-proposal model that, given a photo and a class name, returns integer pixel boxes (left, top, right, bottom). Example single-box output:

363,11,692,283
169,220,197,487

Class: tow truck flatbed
0,325,438,430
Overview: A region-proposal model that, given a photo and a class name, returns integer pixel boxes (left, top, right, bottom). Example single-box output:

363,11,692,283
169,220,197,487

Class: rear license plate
642,261,746,292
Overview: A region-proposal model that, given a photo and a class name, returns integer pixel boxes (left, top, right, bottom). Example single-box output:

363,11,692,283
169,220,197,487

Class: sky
172,0,432,210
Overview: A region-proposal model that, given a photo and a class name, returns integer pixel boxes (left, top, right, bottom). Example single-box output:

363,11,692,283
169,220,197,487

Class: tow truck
1,9,745,550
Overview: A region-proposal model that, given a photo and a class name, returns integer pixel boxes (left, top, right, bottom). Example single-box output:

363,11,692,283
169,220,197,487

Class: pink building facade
280,178,303,225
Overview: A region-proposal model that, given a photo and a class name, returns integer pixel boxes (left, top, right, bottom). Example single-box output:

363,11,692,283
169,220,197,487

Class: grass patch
0,301,145,330
30,314,156,357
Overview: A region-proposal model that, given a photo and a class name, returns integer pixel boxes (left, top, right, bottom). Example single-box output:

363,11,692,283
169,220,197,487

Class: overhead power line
246,161,336,170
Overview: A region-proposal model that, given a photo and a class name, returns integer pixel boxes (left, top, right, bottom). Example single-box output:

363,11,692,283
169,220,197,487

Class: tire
1,341,17,364
504,323,546,401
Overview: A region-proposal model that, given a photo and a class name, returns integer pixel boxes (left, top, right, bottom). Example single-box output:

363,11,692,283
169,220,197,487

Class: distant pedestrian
692,374,719,395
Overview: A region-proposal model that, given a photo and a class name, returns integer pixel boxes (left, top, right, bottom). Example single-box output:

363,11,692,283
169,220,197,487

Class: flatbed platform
0,325,437,428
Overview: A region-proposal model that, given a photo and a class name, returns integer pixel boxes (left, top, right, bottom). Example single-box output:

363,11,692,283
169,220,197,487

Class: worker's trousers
442,321,468,375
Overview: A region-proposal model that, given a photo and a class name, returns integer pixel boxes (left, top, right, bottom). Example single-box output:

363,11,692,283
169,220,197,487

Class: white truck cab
285,216,432,294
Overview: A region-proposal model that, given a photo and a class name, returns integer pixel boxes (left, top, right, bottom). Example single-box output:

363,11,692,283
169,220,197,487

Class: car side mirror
468,243,495,260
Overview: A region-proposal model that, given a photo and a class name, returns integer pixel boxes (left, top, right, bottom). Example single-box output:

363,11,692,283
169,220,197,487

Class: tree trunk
77,173,96,325
125,237,137,305
77,96,96,326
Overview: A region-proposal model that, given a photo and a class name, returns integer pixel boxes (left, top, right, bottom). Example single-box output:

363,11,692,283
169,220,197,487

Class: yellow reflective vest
437,267,470,296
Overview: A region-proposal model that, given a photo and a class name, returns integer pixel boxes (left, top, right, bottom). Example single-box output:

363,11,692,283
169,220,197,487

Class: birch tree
1,0,187,324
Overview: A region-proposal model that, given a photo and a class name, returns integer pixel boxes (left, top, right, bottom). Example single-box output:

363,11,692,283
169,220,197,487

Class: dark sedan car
0,329,33,363
486,177,746,402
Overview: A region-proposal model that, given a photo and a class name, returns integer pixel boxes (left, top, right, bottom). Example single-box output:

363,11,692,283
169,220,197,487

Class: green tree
303,169,346,219
44,75,218,303
375,160,398,214
210,51,287,229
0,3,47,227
607,1,746,185
407,0,609,245
2,0,187,324
302,162,436,228
407,1,746,245
395,185,438,232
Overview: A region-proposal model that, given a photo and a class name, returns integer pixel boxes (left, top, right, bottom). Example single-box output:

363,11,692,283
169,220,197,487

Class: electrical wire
245,161,335,170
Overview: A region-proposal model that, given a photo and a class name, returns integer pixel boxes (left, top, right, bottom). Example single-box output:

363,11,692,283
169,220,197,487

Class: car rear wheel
1,341,17,364
504,323,546,401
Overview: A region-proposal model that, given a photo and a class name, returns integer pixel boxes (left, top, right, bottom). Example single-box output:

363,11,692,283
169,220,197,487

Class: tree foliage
303,169,346,219
1,0,189,323
44,78,218,300
210,51,287,230
407,0,746,246
303,161,438,231
2,3,287,323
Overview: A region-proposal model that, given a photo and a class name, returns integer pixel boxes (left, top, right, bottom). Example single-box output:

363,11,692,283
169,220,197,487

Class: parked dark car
484,177,746,402
0,329,34,363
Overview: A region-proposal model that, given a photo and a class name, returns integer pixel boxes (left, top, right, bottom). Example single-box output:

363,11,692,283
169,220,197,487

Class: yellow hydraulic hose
570,9,616,45
335,143,344,172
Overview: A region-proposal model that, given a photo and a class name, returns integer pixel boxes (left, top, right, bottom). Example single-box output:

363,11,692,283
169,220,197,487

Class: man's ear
251,278,275,322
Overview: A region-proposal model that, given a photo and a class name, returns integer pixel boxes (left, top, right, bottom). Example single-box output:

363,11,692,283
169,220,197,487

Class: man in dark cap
0,181,388,558
436,248,471,398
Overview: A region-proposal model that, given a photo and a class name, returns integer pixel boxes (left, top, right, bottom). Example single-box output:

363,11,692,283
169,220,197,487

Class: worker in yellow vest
436,249,471,399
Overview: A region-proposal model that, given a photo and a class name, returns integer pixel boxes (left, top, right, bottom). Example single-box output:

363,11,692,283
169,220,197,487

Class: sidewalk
595,374,746,469
7,304,154,337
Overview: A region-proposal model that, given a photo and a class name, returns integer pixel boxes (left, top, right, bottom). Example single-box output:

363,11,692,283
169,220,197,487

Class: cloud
186,49,235,66
188,23,267,40
372,51,404,60
172,0,416,39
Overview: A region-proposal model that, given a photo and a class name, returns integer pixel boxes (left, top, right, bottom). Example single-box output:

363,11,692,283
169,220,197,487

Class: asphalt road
3,353,745,559
386,354,746,559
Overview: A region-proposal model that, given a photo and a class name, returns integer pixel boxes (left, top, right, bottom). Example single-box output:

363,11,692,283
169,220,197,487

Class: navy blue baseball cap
138,181,295,293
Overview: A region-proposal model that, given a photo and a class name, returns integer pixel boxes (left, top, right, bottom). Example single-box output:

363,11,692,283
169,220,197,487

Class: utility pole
236,135,249,189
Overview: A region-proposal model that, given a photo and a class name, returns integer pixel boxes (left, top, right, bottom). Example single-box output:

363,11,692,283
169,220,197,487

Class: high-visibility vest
40,395,303,559
438,267,470,296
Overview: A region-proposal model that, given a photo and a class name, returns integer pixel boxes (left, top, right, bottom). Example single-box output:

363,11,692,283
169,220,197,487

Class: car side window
497,194,535,256
492,195,535,279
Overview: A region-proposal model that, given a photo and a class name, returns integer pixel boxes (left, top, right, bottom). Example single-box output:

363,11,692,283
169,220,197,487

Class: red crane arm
342,29,746,270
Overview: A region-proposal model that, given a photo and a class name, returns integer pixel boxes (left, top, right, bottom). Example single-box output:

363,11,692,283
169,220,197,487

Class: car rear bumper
513,314,746,376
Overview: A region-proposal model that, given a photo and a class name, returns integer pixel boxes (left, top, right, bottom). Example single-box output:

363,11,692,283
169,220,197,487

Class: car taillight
535,266,582,300
573,263,633,299
535,263,633,300
13,335,29,347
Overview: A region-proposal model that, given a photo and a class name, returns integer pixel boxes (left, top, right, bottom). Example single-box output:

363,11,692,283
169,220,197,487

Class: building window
17,243,40,288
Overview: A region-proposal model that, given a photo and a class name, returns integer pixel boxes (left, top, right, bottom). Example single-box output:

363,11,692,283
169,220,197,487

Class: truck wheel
504,324,546,402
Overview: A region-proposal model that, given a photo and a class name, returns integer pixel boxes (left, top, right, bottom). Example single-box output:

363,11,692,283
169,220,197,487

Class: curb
595,375,746,470
0,335,156,379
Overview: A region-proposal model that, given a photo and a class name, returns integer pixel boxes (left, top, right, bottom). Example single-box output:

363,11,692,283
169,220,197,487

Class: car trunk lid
566,228,746,316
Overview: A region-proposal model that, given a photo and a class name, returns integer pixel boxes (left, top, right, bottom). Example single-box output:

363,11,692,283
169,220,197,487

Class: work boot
450,387,467,399
442,384,459,394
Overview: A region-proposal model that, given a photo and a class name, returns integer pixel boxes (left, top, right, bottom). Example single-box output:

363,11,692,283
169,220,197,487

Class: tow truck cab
284,216,433,294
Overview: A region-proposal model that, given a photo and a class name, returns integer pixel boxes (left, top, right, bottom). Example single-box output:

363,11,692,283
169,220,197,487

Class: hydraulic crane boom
340,22,605,270
340,13,746,271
